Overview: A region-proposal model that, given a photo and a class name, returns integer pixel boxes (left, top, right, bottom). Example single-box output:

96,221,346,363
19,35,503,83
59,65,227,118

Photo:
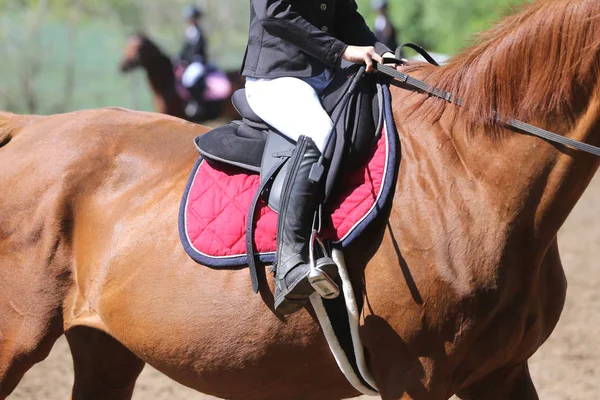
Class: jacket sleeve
253,0,348,66
193,30,208,62
335,0,392,55
179,27,207,63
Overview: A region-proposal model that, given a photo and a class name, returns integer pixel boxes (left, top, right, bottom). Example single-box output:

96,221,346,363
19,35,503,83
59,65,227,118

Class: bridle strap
396,42,441,67
375,62,600,157
378,61,459,104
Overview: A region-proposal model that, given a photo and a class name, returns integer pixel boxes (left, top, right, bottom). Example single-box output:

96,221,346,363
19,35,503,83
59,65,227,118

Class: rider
372,0,398,52
180,5,209,97
242,0,402,315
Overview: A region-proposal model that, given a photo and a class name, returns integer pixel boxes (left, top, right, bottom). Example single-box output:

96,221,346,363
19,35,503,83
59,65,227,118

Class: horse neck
526,91,600,239
392,2,600,252
392,77,600,253
142,54,185,118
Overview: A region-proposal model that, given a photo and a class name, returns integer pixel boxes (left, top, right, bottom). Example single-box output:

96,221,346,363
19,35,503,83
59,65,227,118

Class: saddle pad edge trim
337,85,397,247
335,118,391,246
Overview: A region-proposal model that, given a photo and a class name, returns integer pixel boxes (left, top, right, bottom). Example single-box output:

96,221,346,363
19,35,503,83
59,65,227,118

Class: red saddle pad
179,119,397,268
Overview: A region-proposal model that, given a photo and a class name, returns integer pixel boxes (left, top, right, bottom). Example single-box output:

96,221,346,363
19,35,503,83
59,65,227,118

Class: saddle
196,64,384,212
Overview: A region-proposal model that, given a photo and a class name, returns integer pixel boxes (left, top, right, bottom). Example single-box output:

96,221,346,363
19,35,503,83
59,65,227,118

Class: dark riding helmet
183,5,203,20
371,0,389,10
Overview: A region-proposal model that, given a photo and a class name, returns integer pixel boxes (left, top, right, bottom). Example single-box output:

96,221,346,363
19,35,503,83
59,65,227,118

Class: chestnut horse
1,1,599,399
119,34,244,122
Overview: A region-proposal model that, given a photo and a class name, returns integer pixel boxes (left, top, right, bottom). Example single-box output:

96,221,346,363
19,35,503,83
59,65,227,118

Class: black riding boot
274,135,338,315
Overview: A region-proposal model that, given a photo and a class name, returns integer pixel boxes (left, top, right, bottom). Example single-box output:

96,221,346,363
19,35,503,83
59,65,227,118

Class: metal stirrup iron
308,229,340,299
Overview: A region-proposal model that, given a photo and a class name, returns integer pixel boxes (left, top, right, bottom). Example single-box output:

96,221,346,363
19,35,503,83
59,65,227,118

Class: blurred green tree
356,0,526,55
0,0,527,115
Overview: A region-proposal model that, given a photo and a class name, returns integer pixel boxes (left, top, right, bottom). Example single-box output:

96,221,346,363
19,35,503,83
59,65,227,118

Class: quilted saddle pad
179,90,398,268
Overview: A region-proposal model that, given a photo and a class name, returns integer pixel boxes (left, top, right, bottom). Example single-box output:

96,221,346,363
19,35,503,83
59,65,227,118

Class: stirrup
308,230,340,300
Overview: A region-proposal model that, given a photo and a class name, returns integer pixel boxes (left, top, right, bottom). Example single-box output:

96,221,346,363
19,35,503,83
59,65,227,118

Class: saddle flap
320,63,362,113
260,132,295,213
344,77,382,165
321,72,383,202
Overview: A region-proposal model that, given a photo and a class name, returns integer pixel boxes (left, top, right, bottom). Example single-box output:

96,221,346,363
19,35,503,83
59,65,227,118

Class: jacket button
320,3,327,10
321,25,329,32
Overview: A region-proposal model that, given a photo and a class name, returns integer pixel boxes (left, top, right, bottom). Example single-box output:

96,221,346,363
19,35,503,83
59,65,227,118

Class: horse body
1,1,599,399
0,109,356,399
0,84,594,399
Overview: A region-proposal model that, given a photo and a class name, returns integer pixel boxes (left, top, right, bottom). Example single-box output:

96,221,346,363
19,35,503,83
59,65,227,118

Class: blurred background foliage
0,0,525,115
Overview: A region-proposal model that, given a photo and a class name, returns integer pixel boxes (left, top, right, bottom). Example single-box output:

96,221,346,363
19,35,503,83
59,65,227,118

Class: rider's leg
245,77,337,314
245,77,333,152
183,62,207,112
182,62,206,88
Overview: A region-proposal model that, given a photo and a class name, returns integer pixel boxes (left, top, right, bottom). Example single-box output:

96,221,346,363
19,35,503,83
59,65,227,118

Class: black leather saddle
195,64,385,211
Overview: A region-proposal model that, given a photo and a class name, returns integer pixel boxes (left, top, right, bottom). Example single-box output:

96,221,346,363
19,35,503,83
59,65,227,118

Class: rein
376,58,600,157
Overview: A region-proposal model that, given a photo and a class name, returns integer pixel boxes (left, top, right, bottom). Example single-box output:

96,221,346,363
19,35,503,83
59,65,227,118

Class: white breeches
182,62,206,88
245,75,334,153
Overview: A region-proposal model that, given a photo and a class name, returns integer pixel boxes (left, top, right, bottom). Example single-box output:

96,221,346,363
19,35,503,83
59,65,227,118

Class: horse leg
0,248,65,399
0,315,63,399
66,326,145,400
457,362,539,400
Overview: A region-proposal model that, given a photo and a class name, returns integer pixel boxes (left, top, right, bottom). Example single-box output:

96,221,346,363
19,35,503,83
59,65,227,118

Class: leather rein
377,44,600,158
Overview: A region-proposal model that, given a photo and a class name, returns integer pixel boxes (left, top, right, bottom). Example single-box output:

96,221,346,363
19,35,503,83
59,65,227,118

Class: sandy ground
8,176,600,400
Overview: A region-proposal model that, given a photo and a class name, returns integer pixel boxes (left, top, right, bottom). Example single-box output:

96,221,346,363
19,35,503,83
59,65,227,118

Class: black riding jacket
241,0,391,79
180,24,208,64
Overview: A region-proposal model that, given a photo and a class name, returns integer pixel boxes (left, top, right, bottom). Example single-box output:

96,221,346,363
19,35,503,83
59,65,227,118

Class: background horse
119,34,244,123
1,0,599,399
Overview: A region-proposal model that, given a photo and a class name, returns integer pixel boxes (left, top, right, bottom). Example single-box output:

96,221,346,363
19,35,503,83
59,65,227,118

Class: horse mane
410,0,600,132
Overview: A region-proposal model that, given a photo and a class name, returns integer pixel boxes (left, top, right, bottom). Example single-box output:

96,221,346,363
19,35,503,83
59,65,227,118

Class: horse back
1,107,204,171
0,108,207,236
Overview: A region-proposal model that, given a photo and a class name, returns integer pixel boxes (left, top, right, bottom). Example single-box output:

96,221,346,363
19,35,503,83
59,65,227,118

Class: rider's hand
342,46,383,73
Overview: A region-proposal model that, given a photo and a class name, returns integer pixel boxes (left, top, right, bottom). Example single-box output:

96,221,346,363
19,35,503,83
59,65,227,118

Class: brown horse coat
1,1,599,399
